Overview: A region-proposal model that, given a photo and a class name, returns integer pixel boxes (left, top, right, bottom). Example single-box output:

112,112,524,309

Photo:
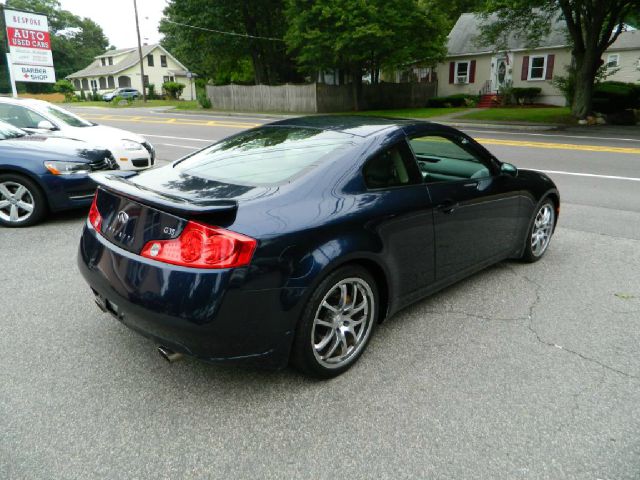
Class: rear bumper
77,223,300,369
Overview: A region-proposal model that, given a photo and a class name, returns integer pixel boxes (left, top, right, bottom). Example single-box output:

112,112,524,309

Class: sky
58,0,167,49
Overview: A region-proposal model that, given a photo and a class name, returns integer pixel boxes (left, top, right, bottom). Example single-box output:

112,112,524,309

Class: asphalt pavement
1,106,639,479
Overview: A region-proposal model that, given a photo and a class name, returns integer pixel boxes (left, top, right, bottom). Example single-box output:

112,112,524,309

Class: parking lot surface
1,108,639,479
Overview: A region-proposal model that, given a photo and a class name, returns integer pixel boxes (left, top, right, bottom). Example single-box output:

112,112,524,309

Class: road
1,106,639,479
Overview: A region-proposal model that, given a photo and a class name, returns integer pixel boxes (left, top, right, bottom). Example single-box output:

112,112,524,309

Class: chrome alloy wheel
312,277,375,369
0,181,35,224
531,203,555,257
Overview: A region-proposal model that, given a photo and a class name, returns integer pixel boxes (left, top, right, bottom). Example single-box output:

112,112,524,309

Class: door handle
438,199,458,214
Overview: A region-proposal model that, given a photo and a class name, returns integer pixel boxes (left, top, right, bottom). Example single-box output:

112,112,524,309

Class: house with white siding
436,14,640,106
67,44,195,100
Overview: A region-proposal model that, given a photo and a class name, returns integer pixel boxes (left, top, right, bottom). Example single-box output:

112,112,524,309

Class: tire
291,265,378,378
0,174,47,227
521,199,556,263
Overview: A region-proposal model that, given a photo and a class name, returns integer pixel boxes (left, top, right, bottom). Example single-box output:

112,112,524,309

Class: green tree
479,0,640,118
160,0,301,85
285,0,448,109
1,0,109,92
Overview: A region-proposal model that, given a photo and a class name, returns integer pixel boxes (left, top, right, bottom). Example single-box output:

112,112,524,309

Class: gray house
435,13,640,106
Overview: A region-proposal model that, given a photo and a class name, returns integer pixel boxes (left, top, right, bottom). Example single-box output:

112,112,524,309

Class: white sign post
3,8,55,95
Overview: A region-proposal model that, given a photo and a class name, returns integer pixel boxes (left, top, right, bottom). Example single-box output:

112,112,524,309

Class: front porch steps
477,93,503,108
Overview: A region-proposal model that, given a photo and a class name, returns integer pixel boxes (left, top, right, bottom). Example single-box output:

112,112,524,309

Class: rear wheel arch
300,255,391,324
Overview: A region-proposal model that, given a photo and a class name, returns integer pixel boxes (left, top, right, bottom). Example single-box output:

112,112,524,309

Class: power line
163,19,284,42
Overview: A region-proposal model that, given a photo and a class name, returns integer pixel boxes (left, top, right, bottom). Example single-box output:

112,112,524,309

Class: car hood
0,135,111,163
62,124,147,146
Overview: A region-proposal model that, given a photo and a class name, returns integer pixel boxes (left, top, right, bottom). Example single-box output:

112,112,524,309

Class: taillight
140,221,256,269
88,193,102,232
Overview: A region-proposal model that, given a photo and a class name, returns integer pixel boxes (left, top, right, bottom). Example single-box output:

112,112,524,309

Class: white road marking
159,143,200,149
535,169,640,182
136,133,212,142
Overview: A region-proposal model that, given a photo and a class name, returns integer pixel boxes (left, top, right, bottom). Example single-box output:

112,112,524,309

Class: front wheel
521,199,556,262
291,265,378,378
0,174,47,227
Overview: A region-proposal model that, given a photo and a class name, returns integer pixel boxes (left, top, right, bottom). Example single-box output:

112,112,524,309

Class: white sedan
0,97,155,171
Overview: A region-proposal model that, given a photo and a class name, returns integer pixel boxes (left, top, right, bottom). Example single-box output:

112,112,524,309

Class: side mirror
500,162,518,177
37,120,57,131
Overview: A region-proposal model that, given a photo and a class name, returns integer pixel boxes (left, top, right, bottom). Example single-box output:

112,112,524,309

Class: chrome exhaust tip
158,346,183,363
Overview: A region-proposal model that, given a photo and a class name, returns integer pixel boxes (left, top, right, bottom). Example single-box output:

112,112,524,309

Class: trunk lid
92,172,243,254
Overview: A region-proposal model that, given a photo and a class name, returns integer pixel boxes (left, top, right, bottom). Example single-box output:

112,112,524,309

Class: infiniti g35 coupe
78,116,559,378
0,120,116,227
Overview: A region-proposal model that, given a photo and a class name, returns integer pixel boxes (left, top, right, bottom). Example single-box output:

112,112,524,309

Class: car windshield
175,126,355,186
0,120,26,140
43,104,94,128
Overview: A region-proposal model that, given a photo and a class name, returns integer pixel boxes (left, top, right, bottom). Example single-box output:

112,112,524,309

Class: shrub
162,81,186,99
426,94,478,108
53,79,76,102
511,87,542,105
146,83,156,99
592,81,640,114
197,93,211,109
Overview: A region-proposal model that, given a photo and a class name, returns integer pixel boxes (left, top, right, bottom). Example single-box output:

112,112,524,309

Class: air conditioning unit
456,76,467,84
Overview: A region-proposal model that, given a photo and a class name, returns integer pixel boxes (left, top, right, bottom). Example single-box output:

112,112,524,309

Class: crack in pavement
501,264,640,381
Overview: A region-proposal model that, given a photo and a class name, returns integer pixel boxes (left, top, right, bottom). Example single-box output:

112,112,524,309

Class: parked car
0,120,116,227
0,97,155,170
102,88,141,102
78,116,559,378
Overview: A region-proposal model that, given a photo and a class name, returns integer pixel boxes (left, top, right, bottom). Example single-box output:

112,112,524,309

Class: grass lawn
349,107,468,118
457,107,574,124
60,99,201,110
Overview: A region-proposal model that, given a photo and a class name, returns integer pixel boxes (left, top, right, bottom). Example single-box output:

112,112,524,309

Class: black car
78,116,559,378
0,121,116,227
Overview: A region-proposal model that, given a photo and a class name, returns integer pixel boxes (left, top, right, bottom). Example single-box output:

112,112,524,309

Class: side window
0,105,46,129
23,108,49,129
409,135,491,182
363,141,421,189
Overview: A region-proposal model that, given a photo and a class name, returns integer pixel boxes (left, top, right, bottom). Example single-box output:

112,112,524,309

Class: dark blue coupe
78,116,559,377
0,120,115,227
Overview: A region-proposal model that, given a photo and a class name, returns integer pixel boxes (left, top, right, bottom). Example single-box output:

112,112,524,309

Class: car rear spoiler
90,171,238,217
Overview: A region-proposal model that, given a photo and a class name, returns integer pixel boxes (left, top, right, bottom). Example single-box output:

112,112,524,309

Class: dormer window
108,57,113,65
101,58,106,66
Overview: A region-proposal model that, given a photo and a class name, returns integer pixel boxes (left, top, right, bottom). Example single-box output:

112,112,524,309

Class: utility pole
133,0,147,102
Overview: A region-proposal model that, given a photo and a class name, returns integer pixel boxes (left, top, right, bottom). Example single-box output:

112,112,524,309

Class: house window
143,75,149,86
147,54,154,67
455,61,469,84
101,58,106,66
108,57,113,65
163,76,175,83
160,55,167,67
90,79,98,91
607,54,620,68
528,55,547,80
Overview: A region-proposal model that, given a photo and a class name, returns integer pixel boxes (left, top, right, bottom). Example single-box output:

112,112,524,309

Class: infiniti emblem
116,211,129,225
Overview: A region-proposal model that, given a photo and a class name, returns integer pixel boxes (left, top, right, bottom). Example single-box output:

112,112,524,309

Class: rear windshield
175,126,355,185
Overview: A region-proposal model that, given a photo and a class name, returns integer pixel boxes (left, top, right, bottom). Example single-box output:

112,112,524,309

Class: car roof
266,115,432,138
0,96,47,108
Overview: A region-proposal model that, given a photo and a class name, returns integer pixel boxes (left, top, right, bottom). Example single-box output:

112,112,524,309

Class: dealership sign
3,8,55,83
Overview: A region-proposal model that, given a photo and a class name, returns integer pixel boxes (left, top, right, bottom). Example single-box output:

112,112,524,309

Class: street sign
13,64,55,83
3,8,55,84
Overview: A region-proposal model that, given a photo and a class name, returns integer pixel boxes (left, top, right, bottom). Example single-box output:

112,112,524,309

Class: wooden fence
206,82,437,113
